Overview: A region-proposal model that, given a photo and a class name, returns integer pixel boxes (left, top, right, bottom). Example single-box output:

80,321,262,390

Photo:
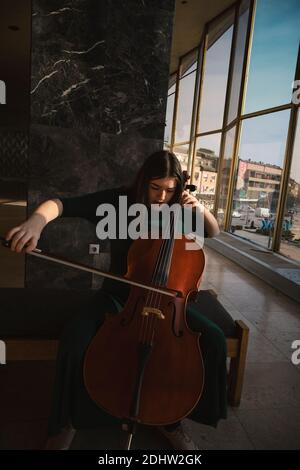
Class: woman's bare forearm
5,198,63,252
32,198,63,227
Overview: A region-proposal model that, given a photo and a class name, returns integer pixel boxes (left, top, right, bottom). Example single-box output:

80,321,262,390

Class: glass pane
197,9,234,133
193,133,221,211
173,144,190,173
280,110,300,263
229,111,290,249
181,49,198,78
168,84,176,95
245,0,300,114
168,73,177,95
227,0,250,124
217,127,236,227
164,92,175,148
175,71,196,143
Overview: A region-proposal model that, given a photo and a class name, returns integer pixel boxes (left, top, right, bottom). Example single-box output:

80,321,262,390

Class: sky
245,0,300,113
165,0,300,181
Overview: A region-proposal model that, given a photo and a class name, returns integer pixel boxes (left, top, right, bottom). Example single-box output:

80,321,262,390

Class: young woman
5,150,226,450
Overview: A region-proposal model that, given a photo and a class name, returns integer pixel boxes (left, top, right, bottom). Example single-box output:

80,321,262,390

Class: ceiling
170,0,236,74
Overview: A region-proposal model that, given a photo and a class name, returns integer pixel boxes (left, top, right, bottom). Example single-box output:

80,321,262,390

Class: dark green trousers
48,290,227,436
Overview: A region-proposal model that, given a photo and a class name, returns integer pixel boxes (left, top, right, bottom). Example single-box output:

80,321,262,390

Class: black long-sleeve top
61,186,134,302
60,186,206,303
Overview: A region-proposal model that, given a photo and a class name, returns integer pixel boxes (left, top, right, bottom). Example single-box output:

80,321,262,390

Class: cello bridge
141,306,165,320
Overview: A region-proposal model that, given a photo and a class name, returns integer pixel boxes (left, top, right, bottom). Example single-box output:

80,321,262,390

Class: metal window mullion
186,45,202,176
223,1,240,129
170,65,181,150
241,103,292,121
190,31,208,184
195,128,223,138
173,140,191,147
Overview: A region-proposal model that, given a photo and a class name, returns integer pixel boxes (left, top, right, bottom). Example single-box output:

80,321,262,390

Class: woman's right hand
5,213,46,253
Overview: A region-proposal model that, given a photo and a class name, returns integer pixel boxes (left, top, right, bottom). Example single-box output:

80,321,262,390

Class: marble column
26,0,175,288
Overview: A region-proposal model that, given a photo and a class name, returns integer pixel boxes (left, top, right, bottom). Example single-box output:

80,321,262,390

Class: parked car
232,210,241,218
255,207,270,217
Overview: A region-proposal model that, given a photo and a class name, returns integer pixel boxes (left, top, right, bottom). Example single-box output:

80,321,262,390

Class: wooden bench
1,288,249,407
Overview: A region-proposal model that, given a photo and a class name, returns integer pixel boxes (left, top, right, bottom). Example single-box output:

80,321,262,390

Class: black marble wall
26,0,175,288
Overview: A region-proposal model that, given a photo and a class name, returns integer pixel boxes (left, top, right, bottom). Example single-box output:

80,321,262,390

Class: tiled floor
1,237,300,449
70,246,300,450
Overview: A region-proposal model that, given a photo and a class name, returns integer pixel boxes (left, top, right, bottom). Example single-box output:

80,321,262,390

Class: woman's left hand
180,190,201,208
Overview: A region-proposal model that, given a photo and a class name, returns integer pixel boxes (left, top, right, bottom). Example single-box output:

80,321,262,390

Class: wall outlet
89,244,100,255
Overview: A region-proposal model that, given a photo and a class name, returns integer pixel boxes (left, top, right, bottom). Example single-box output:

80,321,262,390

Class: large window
165,0,300,263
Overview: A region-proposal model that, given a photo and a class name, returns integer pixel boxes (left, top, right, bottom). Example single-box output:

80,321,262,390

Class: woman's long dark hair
128,150,184,205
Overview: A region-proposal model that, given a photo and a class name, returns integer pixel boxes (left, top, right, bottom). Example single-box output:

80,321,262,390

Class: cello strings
138,205,172,344
147,208,179,344
142,205,181,345
139,208,171,344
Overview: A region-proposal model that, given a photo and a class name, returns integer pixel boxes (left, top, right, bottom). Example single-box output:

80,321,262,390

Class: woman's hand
180,190,201,208
5,199,63,253
181,190,220,238
5,213,46,253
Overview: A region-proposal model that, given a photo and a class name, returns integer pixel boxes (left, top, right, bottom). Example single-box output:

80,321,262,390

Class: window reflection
280,110,300,263
230,111,290,248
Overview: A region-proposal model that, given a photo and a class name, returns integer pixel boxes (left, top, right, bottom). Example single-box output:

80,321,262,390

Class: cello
83,173,206,447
